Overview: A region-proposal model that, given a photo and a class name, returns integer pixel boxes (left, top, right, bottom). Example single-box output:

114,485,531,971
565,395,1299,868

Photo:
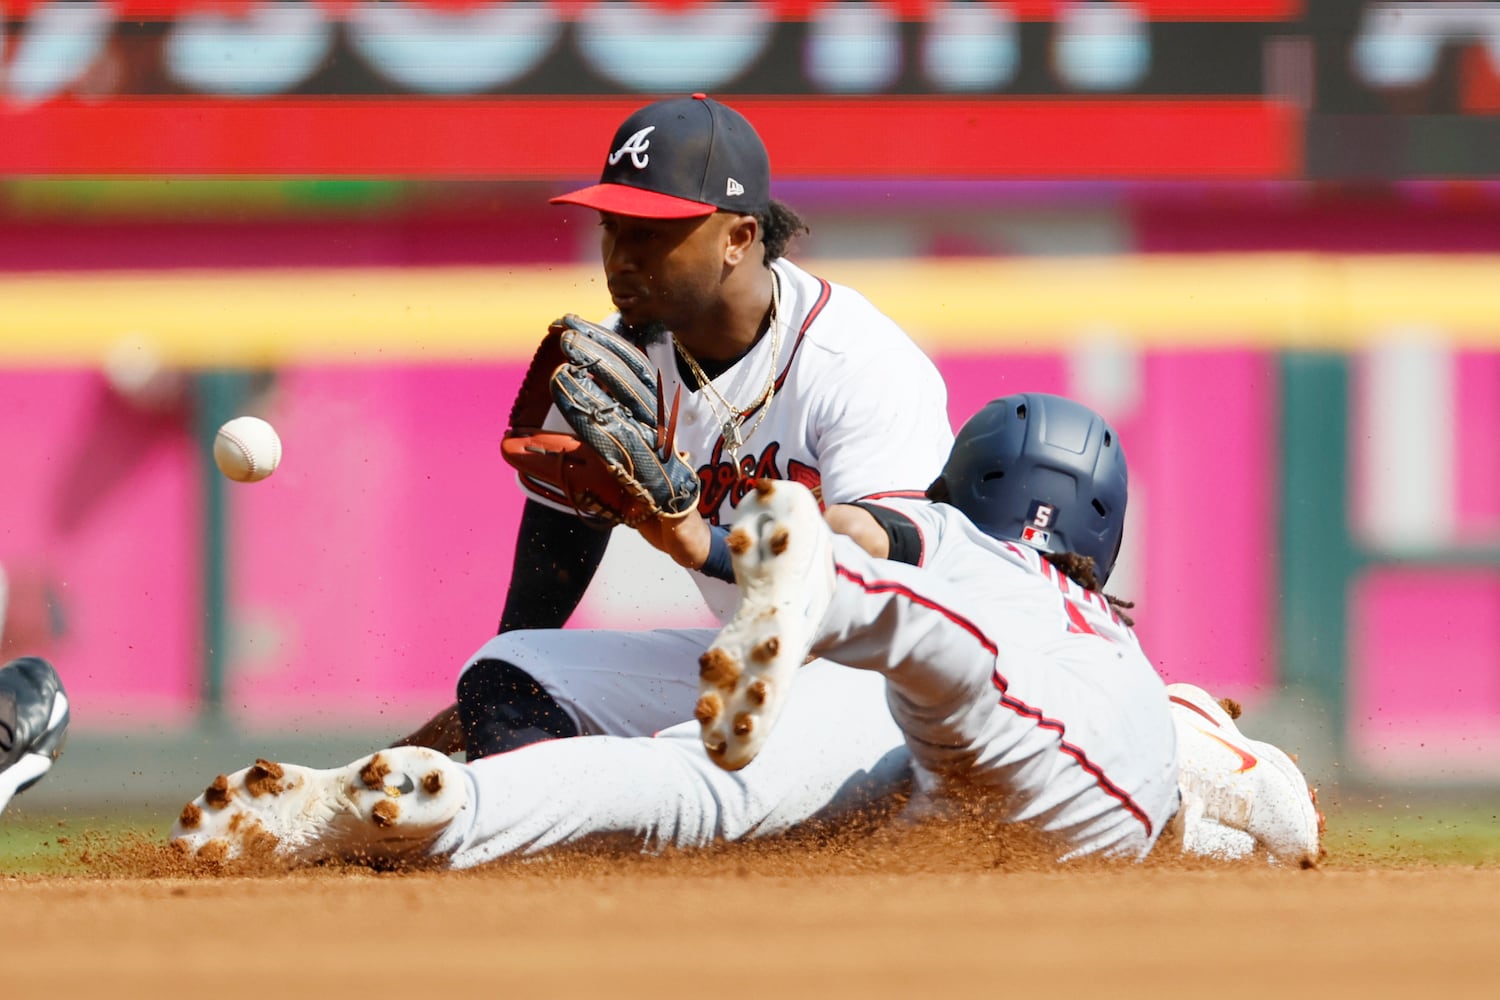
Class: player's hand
635,507,713,570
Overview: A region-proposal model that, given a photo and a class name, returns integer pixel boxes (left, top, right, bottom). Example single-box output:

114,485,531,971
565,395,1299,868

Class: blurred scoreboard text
0,1,1496,178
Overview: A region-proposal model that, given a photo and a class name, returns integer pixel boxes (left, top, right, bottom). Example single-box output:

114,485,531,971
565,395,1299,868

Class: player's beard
615,318,670,348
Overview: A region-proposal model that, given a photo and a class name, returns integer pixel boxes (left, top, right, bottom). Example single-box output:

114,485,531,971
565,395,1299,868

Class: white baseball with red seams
214,416,282,483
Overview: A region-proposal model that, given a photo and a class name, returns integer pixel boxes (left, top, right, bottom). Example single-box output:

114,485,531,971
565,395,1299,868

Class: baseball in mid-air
213,415,283,483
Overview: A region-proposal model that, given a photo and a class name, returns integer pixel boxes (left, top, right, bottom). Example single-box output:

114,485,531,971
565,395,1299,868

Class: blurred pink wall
2,351,1494,780
0,372,200,723
936,349,1277,694
1351,569,1500,780
1,353,1280,733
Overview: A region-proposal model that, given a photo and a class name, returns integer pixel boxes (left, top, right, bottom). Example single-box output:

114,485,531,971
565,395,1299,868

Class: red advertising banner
22,0,1440,179
1,2,1304,22
0,97,1299,178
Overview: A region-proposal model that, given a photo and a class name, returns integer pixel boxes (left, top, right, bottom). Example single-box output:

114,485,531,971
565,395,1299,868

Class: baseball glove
499,316,699,527
550,315,700,525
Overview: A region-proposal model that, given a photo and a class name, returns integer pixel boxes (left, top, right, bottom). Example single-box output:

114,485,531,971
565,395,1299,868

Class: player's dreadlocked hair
1043,552,1136,627
927,474,1137,626
757,199,809,264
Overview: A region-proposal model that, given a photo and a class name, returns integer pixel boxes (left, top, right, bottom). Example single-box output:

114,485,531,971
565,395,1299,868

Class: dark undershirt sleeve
852,502,924,566
698,525,736,583
497,499,612,633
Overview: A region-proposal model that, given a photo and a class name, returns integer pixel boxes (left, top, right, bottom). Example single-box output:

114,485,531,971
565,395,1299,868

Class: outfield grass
1322,802,1500,867
0,811,167,876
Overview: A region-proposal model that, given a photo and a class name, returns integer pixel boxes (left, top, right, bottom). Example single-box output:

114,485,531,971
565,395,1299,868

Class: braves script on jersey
526,257,953,619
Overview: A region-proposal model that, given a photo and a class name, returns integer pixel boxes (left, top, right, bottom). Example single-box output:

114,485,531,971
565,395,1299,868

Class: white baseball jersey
524,256,953,620
816,497,1179,858
468,257,953,737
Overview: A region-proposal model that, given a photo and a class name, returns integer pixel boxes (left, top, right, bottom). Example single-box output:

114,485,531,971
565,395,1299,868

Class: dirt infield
4,828,1497,1000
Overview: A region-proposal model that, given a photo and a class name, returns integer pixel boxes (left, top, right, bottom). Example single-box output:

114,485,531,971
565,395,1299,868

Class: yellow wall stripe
3,254,1498,366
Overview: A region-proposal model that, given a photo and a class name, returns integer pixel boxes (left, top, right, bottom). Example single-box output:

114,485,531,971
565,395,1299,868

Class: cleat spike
359,755,392,790
769,527,790,555
694,693,723,725
698,648,742,690
204,775,232,809
371,799,400,828
245,760,286,797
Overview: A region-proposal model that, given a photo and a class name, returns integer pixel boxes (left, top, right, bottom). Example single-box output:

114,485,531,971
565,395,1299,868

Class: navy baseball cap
550,94,771,219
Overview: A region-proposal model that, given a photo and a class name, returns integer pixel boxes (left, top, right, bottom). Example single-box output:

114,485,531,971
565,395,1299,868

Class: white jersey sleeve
784,264,951,507
801,334,951,507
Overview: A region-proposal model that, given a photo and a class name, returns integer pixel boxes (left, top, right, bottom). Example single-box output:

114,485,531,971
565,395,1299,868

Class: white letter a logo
609,126,656,169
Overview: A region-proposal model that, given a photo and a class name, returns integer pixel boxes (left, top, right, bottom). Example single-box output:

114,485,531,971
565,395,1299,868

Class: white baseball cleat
1168,683,1325,868
0,657,70,817
169,747,468,867
696,479,836,771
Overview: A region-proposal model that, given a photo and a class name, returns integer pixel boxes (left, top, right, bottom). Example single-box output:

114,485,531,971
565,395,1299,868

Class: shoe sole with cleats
696,479,835,771
169,747,466,867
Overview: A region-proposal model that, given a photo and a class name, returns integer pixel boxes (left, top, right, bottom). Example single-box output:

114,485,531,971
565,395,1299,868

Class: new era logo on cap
550,94,771,219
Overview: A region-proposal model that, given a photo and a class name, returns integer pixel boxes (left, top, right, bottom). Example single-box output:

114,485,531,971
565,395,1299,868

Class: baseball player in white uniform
693,393,1322,863
695,393,1178,857
170,394,1322,868
399,94,953,759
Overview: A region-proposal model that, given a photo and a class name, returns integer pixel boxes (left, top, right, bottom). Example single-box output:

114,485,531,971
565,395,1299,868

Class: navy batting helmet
937,393,1128,584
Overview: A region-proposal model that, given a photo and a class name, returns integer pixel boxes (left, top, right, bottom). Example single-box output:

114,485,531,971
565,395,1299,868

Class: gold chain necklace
672,273,782,470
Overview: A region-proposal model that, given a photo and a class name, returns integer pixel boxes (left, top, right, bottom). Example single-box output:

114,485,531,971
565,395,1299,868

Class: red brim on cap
548,183,717,219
